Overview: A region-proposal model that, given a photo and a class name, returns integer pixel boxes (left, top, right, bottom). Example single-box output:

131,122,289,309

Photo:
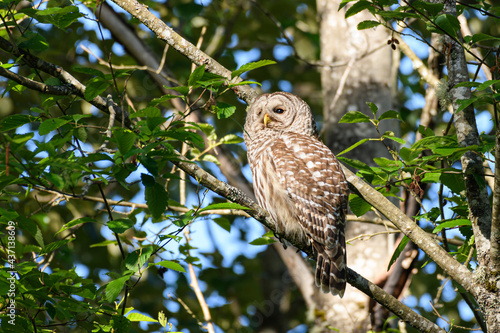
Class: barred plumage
244,92,348,297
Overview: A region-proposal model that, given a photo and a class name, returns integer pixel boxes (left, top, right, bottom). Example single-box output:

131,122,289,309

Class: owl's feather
244,92,348,297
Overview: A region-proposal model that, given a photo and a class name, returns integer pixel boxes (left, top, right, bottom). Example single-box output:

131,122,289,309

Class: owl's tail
313,241,346,298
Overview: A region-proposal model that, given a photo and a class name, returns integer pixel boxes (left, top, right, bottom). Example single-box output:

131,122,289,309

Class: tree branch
442,0,492,267
171,153,447,332
0,67,75,95
490,129,500,273
342,166,480,297
109,0,258,104
0,36,130,128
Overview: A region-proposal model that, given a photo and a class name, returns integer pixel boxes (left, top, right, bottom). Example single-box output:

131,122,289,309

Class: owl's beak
263,113,272,127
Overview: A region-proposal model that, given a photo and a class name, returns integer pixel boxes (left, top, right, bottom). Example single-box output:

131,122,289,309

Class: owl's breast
247,133,308,245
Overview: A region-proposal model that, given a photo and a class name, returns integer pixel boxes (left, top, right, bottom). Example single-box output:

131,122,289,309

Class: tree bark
440,1,499,331
315,0,395,331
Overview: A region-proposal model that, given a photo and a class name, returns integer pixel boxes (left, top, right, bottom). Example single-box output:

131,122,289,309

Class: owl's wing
269,132,348,248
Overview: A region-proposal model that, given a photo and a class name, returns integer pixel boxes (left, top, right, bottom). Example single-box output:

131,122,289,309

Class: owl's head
244,92,318,139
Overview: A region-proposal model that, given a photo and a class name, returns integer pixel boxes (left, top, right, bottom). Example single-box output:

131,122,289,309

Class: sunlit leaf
149,260,186,273
231,60,276,78
198,202,249,213
388,235,409,270
127,312,158,322
105,275,131,302
107,219,135,234
357,20,380,30
338,111,371,123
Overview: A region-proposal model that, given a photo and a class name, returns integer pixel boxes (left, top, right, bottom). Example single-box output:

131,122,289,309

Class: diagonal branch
0,67,75,95
171,153,446,333
0,36,130,128
108,0,258,104
342,166,480,297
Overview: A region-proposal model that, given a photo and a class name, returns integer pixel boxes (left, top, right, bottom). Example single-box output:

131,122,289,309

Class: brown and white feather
244,92,348,297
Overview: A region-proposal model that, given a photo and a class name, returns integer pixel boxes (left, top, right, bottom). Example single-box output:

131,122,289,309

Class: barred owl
244,92,348,297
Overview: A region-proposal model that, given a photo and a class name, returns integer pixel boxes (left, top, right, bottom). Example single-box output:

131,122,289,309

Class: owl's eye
273,107,285,114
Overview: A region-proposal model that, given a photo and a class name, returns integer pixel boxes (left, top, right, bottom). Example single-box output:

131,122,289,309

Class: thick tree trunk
315,1,396,331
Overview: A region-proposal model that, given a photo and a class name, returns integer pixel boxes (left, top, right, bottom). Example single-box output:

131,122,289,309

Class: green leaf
172,211,194,227
378,110,400,121
125,246,154,271
476,80,500,92
220,134,243,144
38,118,70,135
127,312,158,323
198,123,216,139
345,1,372,19
149,94,180,107
338,111,371,123
249,231,276,245
44,172,65,189
388,236,409,270
348,194,372,217
213,217,231,232
228,80,261,87
144,180,169,219
338,0,357,11
79,153,113,163
418,125,435,137
231,60,276,78
56,217,96,235
440,172,465,194
71,65,105,77
1,114,37,131
366,102,378,116
188,64,206,87
113,129,137,155
357,20,380,30
74,126,87,142
373,157,400,168
84,76,109,101
412,0,444,17
201,153,220,165
466,33,500,45
141,173,156,187
377,11,419,19
111,315,131,332
198,202,249,213
434,14,461,38
90,240,117,248
17,31,49,52
21,6,82,30
166,85,189,96
433,219,471,233
337,156,371,171
40,238,74,255
149,260,186,273
214,102,236,119
337,138,369,156
130,107,162,118
107,219,135,234
105,274,131,302
382,132,405,144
